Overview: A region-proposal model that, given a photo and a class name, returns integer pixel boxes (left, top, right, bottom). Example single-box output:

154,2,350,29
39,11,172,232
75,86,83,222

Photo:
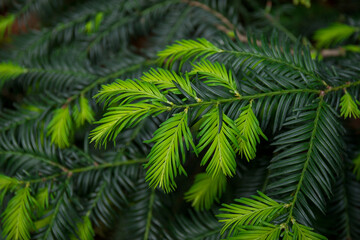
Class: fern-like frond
71,216,94,240
2,187,36,240
141,68,199,101
82,167,135,228
217,191,284,235
145,110,196,192
47,106,73,148
95,79,169,106
289,221,327,240
226,67,316,132
226,224,282,240
235,102,267,161
190,60,240,96
35,188,49,211
157,35,327,87
184,172,226,211
313,23,359,48
141,68,178,90
317,155,360,239
197,106,239,177
340,91,360,119
36,183,82,240
118,181,172,239
73,95,95,127
0,127,72,178
90,103,166,147
268,99,345,224
0,175,19,202
157,38,221,69
0,62,27,87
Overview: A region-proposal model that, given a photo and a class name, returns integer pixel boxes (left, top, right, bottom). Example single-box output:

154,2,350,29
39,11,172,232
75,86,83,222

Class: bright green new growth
218,192,326,239
197,106,239,177
35,188,49,211
157,38,221,69
141,68,178,91
91,59,267,191
218,191,284,235
343,44,360,53
0,62,27,87
95,79,168,106
226,224,282,240
141,68,199,101
313,23,358,48
47,97,95,148
73,95,95,127
71,216,94,240
89,44,278,197
84,12,104,34
2,187,36,240
184,172,226,211
235,102,268,161
90,103,165,148
190,59,240,96
47,106,73,148
145,110,196,193
0,175,19,202
340,91,360,119
289,222,327,240
293,0,311,7
0,14,15,41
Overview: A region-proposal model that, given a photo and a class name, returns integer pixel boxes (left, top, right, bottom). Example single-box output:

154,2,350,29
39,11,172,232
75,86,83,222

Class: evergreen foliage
313,23,359,48
1,0,360,239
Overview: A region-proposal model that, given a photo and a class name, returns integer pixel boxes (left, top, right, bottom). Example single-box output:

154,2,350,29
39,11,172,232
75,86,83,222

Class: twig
182,0,250,43
320,47,346,58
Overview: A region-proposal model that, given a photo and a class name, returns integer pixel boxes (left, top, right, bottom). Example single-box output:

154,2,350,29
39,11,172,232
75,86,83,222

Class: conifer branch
285,96,324,224
20,158,147,184
1,1,360,238
170,89,320,110
325,80,360,93
0,150,68,172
